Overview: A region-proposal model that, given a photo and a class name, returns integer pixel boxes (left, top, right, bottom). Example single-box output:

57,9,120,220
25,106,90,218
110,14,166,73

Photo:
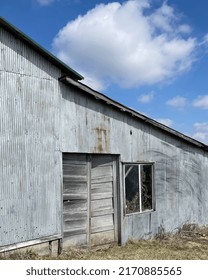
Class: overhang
60,75,208,152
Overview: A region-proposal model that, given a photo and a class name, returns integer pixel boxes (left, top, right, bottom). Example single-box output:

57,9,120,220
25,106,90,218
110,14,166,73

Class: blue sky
1,0,208,143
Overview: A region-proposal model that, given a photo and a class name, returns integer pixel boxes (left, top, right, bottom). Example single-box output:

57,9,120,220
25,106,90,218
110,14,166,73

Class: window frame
123,162,155,215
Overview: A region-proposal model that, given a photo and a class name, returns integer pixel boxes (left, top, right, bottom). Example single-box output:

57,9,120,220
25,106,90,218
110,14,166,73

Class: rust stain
94,127,110,153
92,115,111,153
85,113,88,127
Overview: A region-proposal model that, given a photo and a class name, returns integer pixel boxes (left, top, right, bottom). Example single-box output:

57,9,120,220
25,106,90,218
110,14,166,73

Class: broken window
124,163,154,214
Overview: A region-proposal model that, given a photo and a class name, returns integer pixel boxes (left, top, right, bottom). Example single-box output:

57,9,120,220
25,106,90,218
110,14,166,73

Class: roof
60,76,208,152
0,17,84,81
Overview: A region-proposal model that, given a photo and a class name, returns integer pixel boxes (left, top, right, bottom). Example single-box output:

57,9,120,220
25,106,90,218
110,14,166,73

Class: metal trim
0,234,62,253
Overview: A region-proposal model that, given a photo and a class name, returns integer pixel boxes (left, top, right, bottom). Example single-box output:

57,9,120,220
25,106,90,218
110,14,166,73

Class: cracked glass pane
125,165,140,214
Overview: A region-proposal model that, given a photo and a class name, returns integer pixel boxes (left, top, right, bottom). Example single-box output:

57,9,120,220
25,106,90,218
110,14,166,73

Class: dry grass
2,224,208,260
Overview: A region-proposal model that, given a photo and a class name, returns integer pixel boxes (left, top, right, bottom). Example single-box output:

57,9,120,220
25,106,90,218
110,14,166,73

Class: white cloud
200,33,208,45
53,0,197,90
166,96,187,108
80,71,107,92
148,2,175,33
155,118,173,127
37,0,54,6
204,34,208,42
193,95,208,109
138,91,154,103
192,122,208,144
193,122,208,132
192,132,208,143
178,24,192,34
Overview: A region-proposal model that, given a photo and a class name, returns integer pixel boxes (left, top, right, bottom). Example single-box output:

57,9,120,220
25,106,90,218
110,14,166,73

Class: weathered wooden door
62,154,89,246
90,155,117,246
62,154,117,247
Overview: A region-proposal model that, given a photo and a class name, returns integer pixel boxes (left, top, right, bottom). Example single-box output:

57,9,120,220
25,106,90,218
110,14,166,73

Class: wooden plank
63,175,87,181
91,176,113,184
64,219,87,230
63,212,87,221
63,193,87,200
91,198,113,212
91,187,112,195
63,200,87,212
64,228,86,237
63,234,87,247
91,165,112,179
91,214,114,233
63,164,87,176
91,209,114,217
91,192,113,200
91,181,112,190
63,183,87,192
91,224,114,234
63,186,87,193
91,230,115,246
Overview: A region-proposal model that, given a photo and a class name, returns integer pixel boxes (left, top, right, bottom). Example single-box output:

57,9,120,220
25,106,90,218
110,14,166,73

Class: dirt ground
2,224,208,260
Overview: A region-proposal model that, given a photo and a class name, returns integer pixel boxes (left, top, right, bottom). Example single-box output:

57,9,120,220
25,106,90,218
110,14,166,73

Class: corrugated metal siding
0,27,58,79
0,28,62,246
61,83,208,244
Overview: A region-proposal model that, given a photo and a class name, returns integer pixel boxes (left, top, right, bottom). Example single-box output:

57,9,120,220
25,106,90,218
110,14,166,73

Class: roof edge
60,75,208,152
0,17,84,81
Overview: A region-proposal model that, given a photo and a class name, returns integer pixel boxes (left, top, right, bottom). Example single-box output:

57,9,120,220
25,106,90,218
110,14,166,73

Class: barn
1,17,208,255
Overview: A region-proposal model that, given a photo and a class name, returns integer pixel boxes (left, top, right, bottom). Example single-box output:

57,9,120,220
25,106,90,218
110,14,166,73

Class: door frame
62,153,120,247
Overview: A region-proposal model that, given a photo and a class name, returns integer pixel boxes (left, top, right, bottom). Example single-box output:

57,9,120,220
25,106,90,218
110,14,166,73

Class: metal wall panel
0,28,62,247
61,83,208,244
0,28,59,79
